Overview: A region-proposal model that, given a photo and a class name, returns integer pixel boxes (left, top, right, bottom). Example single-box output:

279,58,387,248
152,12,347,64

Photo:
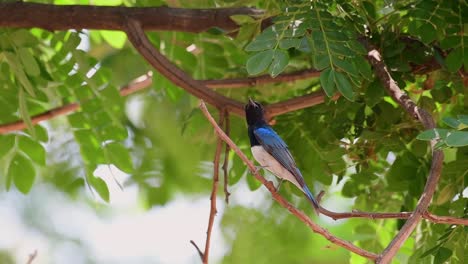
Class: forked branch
199,101,378,261
363,43,445,264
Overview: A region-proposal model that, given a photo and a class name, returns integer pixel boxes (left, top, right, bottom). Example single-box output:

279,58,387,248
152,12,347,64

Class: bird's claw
252,165,268,174
275,179,284,192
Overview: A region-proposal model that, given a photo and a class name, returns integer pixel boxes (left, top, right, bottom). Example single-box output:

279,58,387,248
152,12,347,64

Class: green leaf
246,171,262,191
18,87,35,137
268,50,289,77
9,153,36,194
314,54,330,70
334,71,355,101
246,50,274,75
417,128,450,141
18,48,40,77
10,30,38,47
435,184,456,205
445,131,468,147
445,48,463,72
230,15,256,25
104,142,133,173
89,176,110,202
206,27,226,36
94,0,122,4
420,244,441,258
365,81,384,107
434,247,452,264
279,38,301,49
18,136,46,165
320,68,336,97
442,117,461,129
0,135,15,158
100,30,127,49
417,23,437,44
3,52,35,97
230,155,246,186
245,39,275,51
457,115,468,125
333,58,358,77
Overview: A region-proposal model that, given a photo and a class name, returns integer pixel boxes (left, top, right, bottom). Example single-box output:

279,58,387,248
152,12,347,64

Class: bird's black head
245,98,266,126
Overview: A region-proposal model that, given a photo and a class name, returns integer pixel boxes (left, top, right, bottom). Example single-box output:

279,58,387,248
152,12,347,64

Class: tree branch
221,110,231,204
202,110,224,264
363,43,445,264
0,71,327,134
0,2,264,33
189,240,204,261
316,204,468,225
199,101,378,261
0,72,152,134
265,91,336,118
26,250,37,264
125,19,330,119
202,68,321,89
125,19,245,116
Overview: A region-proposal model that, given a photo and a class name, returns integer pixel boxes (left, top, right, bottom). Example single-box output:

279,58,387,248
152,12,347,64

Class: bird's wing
253,126,306,188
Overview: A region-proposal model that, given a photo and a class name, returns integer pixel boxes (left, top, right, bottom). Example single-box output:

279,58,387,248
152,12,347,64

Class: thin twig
199,101,378,261
265,91,335,118
363,42,445,264
221,110,231,204
202,110,225,264
202,68,321,89
0,72,152,134
26,250,37,264
190,240,204,261
316,202,468,225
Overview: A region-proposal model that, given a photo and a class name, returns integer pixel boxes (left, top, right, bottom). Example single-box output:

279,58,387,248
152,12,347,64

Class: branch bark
364,44,445,264
125,19,329,119
0,2,264,32
203,68,321,89
202,110,225,264
316,205,468,225
125,19,246,116
199,101,378,261
221,110,231,204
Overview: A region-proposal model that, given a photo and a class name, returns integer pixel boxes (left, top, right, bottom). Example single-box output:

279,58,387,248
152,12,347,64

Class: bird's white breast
251,146,303,191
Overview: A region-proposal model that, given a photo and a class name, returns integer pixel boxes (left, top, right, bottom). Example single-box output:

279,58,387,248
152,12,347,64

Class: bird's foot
275,179,284,192
252,165,268,174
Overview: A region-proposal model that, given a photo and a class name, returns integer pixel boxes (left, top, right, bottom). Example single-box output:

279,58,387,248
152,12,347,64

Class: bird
245,98,320,213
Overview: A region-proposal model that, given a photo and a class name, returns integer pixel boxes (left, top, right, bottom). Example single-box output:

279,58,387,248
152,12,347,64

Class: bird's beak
248,97,256,106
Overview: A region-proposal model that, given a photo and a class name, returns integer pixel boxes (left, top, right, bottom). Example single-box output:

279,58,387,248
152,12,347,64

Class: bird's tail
302,185,320,215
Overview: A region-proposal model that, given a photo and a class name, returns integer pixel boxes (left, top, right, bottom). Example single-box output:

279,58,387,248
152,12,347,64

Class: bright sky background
0,164,230,264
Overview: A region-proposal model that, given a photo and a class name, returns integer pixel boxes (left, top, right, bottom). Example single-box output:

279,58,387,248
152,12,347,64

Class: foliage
0,0,467,263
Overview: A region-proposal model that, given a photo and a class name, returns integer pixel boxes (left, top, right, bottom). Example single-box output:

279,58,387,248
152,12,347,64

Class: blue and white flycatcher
245,98,320,212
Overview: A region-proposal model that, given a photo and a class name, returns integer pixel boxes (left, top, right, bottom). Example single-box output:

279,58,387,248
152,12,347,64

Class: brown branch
316,204,468,225
190,240,204,261
199,101,378,261
26,250,37,264
0,2,264,33
203,110,224,264
202,68,321,89
221,110,231,204
0,72,328,134
364,43,445,264
0,72,153,134
265,91,337,118
125,19,245,116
